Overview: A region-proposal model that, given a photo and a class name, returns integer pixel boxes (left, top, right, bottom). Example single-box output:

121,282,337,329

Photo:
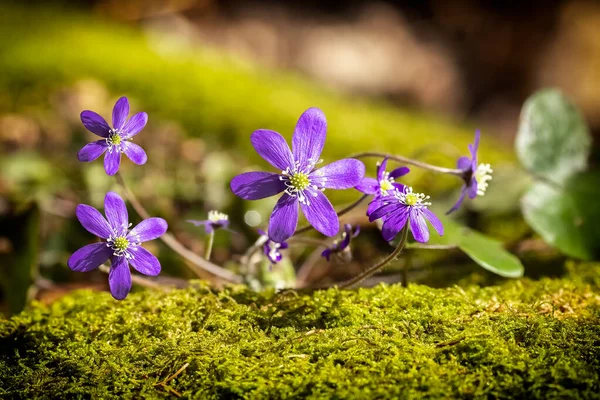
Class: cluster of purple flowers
70,96,490,298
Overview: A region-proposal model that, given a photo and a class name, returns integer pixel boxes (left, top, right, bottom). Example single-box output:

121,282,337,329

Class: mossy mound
2,263,600,399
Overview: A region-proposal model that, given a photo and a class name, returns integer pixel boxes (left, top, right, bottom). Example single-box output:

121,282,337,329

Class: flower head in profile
187,211,230,234
67,192,167,300
321,224,360,262
79,97,148,175
257,229,289,269
355,157,409,214
369,186,443,242
447,130,493,214
230,108,365,242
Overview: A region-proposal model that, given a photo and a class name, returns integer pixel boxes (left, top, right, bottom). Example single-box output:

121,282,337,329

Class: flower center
474,163,493,196
208,210,228,223
380,179,394,193
106,129,128,152
112,236,129,251
396,186,431,208
289,172,310,191
106,223,140,259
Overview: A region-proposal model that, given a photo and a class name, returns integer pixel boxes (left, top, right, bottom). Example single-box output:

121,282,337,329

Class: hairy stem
350,152,464,176
338,225,409,289
204,231,214,261
405,243,458,250
294,194,368,236
115,172,242,283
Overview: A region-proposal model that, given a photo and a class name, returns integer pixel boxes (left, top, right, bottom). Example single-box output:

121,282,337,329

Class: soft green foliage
522,172,600,260
0,4,511,177
430,215,524,278
2,263,600,399
516,89,591,184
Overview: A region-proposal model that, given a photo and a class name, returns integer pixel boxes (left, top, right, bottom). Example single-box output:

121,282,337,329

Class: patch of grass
1,262,599,399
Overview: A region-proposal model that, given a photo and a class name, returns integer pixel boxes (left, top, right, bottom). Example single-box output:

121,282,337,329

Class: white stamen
474,163,493,196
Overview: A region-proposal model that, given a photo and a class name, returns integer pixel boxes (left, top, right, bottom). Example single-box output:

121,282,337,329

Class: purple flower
258,229,288,267
78,97,148,175
355,157,409,215
230,108,365,242
67,192,167,300
447,130,493,214
321,224,360,262
369,186,443,243
187,211,230,234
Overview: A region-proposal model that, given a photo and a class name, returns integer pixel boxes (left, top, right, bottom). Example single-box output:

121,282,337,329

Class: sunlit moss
1,262,599,398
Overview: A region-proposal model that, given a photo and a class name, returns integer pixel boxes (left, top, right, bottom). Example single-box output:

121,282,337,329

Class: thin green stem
204,231,214,261
338,224,409,289
349,152,464,176
294,194,368,236
405,243,458,250
115,172,242,284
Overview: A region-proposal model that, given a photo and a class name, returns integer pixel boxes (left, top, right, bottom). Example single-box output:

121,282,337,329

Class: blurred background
1,0,599,314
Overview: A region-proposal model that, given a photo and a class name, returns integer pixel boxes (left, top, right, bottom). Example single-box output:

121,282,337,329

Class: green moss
2,263,600,399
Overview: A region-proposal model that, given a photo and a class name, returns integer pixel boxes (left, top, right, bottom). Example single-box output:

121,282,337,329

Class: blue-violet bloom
447,130,493,214
67,192,168,300
321,224,360,262
257,229,289,268
369,186,443,242
79,96,148,175
355,157,409,215
230,108,365,242
188,211,230,234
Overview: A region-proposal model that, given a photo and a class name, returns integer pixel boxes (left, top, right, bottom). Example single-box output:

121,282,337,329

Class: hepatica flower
230,108,365,242
67,192,167,300
321,224,360,262
257,229,288,268
355,157,409,214
187,211,230,233
369,186,443,243
447,130,493,214
79,97,148,175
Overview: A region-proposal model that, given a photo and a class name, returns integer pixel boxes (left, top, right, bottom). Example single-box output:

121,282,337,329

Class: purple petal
68,242,112,272
80,111,111,137
108,256,132,300
300,190,338,237
78,140,108,162
422,208,444,236
292,107,327,169
381,208,409,241
123,142,147,165
112,97,130,130
230,172,285,200
446,186,467,215
409,209,429,243
377,158,389,181
368,201,402,222
355,177,379,195
122,112,148,138
268,194,298,242
104,150,121,176
104,192,128,231
128,217,168,243
457,156,472,171
321,248,332,261
312,159,365,190
76,204,112,239
467,178,478,199
251,129,294,170
389,167,410,179
392,183,406,192
129,246,161,276
473,129,481,154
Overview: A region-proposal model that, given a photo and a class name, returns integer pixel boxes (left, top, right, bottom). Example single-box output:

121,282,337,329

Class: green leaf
516,89,591,184
521,171,600,260
429,216,524,278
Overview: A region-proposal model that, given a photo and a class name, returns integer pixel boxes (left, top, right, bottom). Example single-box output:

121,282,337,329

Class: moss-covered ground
2,262,600,399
